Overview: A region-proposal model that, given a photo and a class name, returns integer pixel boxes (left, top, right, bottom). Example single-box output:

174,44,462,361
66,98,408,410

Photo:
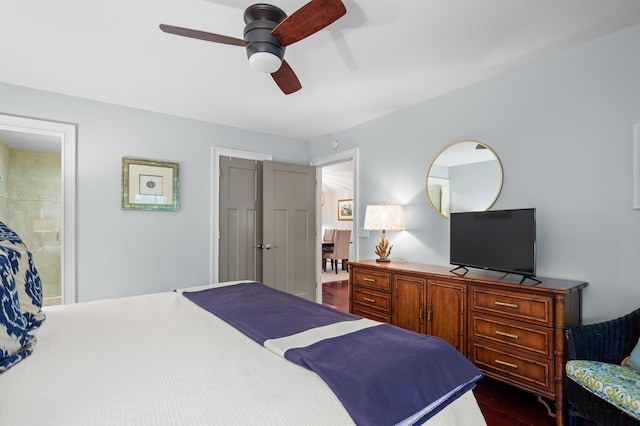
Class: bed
1,277,488,426
1,220,485,426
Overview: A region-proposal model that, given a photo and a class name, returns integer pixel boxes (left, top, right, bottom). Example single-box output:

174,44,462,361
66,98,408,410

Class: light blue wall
311,23,640,323
0,83,309,301
2,23,639,322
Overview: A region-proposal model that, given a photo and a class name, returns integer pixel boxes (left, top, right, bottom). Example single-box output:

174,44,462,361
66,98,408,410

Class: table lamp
363,202,405,262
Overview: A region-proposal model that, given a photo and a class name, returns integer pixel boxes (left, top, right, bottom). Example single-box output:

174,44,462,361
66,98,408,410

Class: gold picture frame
338,199,353,221
122,157,179,211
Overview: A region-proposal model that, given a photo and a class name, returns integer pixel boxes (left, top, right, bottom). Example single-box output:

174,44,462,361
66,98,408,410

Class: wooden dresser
348,260,587,426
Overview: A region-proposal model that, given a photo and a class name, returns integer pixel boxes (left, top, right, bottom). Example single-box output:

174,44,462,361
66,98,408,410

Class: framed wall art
122,157,179,211
338,198,353,221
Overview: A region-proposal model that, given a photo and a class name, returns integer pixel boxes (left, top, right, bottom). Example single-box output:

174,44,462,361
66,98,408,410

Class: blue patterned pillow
0,222,45,330
0,251,36,371
0,243,45,330
0,221,24,245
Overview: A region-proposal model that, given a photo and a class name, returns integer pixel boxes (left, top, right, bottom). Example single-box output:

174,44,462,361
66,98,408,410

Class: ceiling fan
159,0,347,95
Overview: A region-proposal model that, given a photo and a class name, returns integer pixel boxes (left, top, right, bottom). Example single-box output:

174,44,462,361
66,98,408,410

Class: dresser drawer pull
495,330,519,339
363,278,376,282
495,359,518,369
363,297,376,303
494,301,519,309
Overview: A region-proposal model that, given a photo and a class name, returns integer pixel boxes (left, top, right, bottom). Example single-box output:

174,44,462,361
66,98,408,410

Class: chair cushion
566,360,640,420
629,337,640,373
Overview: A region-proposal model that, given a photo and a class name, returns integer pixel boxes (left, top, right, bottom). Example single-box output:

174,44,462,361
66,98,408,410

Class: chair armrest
566,307,640,364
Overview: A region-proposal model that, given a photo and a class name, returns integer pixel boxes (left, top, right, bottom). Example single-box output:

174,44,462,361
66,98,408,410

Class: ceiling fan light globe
249,52,282,73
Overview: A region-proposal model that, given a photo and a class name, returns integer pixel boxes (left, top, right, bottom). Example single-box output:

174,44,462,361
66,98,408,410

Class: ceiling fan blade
271,0,346,46
271,60,302,94
159,24,247,46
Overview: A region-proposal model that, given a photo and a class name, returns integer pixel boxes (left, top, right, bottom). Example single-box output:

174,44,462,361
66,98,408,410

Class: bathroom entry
0,128,63,305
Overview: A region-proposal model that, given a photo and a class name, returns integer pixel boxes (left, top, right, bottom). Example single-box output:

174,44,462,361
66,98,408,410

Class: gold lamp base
374,230,393,262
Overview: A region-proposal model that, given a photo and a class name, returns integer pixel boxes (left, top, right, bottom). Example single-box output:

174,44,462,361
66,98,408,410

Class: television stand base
519,275,542,285
450,265,469,275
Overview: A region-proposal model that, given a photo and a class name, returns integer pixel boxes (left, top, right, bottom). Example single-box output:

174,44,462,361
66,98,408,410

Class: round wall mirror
426,140,503,218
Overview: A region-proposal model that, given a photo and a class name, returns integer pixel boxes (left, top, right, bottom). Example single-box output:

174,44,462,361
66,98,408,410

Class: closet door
262,160,317,301
219,157,317,302
218,156,263,282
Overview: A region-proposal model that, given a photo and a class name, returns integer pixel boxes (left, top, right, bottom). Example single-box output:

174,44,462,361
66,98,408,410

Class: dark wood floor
321,279,350,311
473,376,556,426
321,279,592,426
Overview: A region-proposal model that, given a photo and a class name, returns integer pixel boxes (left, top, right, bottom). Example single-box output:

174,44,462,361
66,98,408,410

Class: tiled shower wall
0,140,61,300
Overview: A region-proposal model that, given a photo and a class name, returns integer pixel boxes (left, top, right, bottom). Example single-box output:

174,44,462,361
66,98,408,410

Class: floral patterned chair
565,307,640,426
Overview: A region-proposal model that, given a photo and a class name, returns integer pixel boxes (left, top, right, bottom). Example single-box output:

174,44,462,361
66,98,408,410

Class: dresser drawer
352,306,391,323
352,287,391,313
352,269,392,292
471,286,553,327
469,341,553,394
469,313,552,358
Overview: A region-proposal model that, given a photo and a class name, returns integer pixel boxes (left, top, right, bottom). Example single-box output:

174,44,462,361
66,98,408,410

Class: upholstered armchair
565,307,640,426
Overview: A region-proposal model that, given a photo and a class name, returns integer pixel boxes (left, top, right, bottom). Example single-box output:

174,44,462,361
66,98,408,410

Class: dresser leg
536,395,555,418
535,395,565,426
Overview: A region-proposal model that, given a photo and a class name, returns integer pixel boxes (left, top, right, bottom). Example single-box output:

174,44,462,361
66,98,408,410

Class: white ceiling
2,0,640,142
322,159,353,192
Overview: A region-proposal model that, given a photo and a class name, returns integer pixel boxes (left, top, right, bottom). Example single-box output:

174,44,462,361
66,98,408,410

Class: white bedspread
0,285,486,425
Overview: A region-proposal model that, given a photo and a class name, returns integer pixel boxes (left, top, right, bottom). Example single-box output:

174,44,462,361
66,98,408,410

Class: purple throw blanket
182,281,358,343
183,282,481,425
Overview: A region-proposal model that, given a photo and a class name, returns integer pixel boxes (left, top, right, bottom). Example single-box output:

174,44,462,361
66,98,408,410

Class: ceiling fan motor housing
243,4,287,66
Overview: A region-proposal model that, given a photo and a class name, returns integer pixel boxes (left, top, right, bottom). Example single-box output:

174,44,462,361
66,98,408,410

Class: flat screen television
450,208,536,280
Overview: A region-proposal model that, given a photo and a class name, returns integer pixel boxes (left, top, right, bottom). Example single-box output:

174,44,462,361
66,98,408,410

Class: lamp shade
364,204,405,231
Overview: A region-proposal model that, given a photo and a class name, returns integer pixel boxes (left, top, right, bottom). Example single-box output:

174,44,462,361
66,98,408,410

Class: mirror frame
426,140,503,219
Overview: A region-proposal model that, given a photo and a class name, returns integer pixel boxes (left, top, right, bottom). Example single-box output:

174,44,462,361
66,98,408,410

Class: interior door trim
310,148,359,302
210,147,272,284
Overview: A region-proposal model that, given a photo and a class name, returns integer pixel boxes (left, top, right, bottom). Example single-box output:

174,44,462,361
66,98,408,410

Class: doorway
320,160,354,277
311,148,358,311
0,114,76,304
